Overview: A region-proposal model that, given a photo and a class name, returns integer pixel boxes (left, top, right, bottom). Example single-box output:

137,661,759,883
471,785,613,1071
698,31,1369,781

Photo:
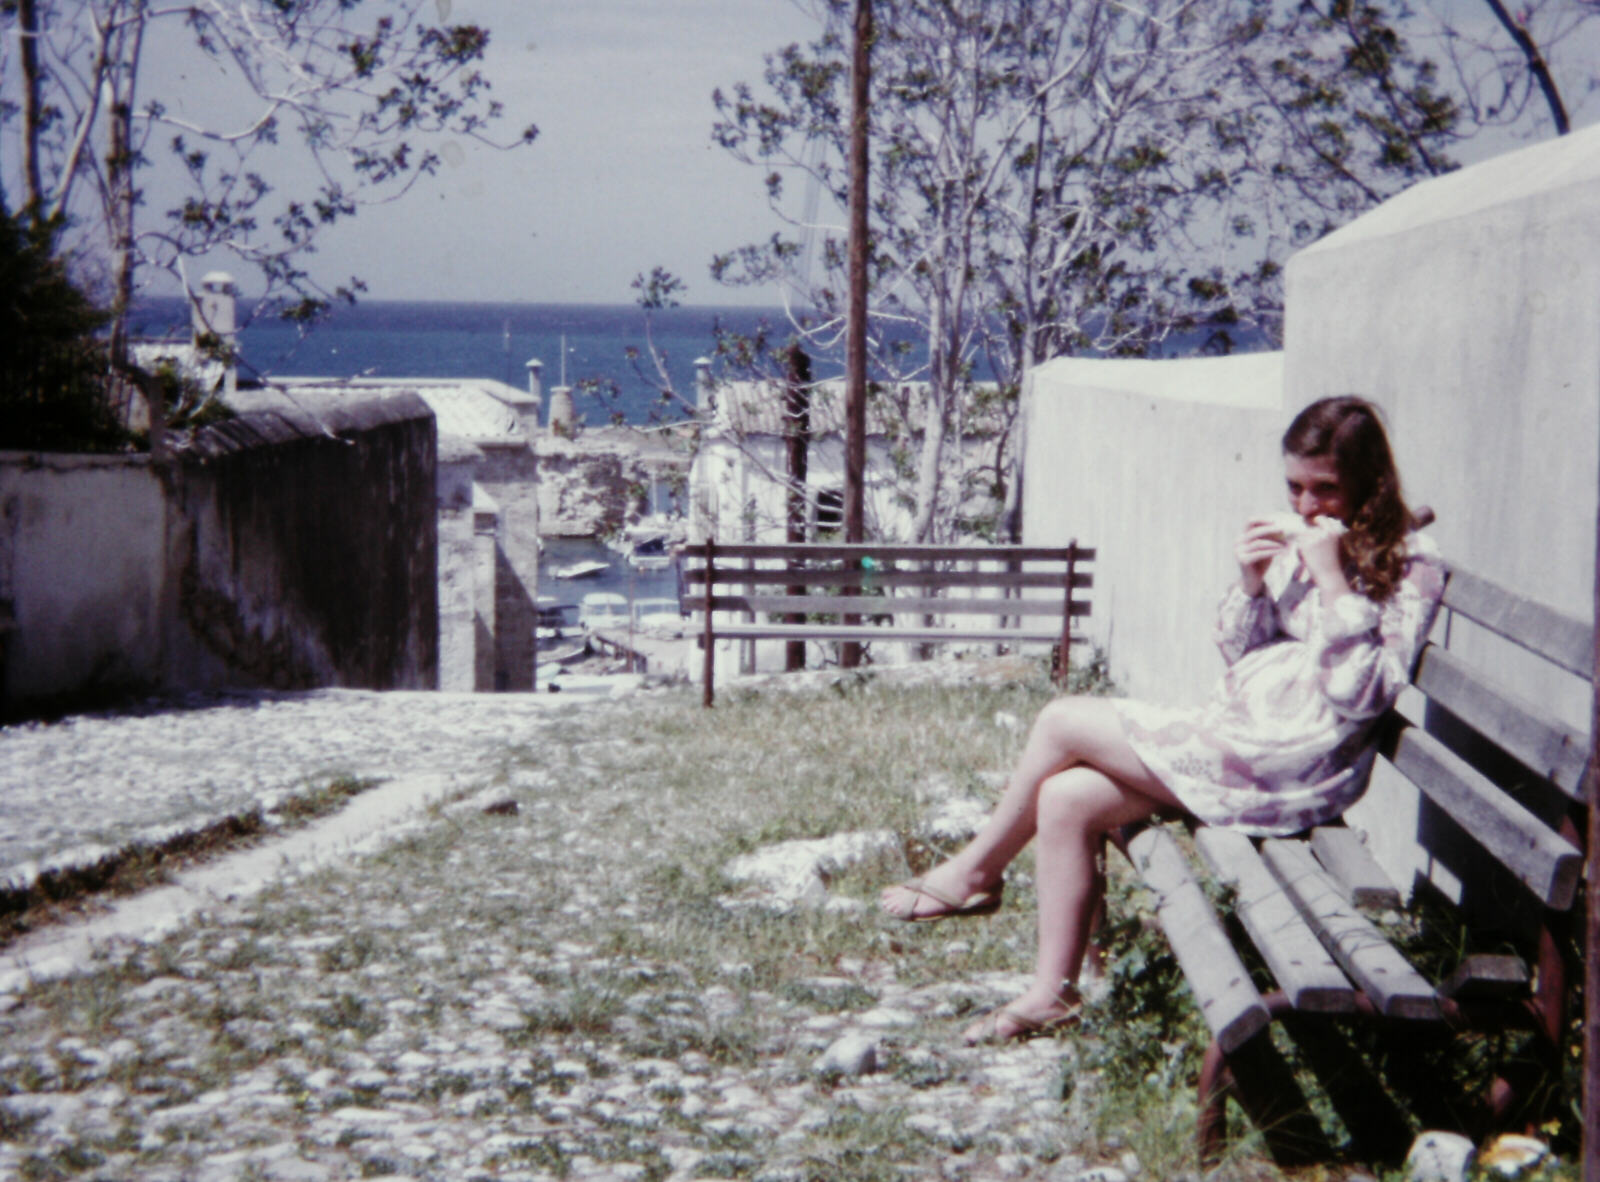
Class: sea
127,296,1267,429
128,297,788,428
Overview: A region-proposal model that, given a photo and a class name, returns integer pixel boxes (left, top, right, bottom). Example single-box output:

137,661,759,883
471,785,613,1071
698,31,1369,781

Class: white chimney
193,271,238,394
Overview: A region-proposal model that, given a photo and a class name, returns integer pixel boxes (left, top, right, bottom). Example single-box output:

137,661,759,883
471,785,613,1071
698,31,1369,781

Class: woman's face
1284,451,1351,525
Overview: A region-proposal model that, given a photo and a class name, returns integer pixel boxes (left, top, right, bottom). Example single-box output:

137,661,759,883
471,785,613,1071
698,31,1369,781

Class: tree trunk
18,0,44,216
107,10,158,451
1481,0,1570,135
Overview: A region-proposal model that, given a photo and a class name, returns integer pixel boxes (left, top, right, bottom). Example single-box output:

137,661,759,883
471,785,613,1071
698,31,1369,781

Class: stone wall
171,392,438,692
0,453,170,710
1022,353,1287,705
1,391,439,717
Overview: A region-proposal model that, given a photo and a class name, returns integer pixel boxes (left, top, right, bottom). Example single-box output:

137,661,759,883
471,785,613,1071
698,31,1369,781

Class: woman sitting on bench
881,395,1446,1044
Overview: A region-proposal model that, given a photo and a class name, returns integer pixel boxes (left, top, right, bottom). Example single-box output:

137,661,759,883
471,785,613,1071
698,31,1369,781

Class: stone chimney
547,385,575,435
193,271,238,394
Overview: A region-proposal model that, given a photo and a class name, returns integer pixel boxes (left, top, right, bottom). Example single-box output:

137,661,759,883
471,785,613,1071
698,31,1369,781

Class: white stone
815,1034,878,1077
922,796,991,842
722,829,900,910
1406,1131,1477,1182
1072,1168,1129,1182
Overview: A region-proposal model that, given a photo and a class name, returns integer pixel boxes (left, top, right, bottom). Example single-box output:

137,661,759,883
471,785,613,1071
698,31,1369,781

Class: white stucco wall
1283,123,1600,891
436,444,481,694
1022,353,1287,705
1285,122,1600,659
1,454,170,706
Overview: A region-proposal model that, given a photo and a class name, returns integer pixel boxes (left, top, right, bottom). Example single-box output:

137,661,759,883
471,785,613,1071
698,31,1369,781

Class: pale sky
19,0,1598,310
221,0,1598,309
297,0,822,307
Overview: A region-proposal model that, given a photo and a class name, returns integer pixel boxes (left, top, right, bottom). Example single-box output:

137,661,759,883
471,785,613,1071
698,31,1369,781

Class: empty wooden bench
1123,560,1590,1164
680,540,1093,706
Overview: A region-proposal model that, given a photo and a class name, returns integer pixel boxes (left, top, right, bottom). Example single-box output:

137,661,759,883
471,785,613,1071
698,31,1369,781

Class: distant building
688,369,1011,544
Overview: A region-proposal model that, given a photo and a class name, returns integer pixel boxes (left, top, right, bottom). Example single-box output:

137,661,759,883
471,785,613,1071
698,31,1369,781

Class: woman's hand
1235,519,1289,597
1296,517,1353,605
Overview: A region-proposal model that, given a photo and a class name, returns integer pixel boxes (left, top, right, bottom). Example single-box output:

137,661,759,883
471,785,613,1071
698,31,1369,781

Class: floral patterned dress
1113,533,1446,837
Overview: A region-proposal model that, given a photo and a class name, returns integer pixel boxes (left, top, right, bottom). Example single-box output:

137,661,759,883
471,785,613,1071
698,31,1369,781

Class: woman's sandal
884,877,1003,923
962,1001,1081,1046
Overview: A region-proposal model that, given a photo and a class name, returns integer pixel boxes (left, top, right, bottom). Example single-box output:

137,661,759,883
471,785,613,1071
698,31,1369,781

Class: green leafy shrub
0,208,128,452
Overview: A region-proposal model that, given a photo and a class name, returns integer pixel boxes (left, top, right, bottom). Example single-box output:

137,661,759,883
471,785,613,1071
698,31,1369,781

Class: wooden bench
680,540,1093,707
1122,561,1590,1164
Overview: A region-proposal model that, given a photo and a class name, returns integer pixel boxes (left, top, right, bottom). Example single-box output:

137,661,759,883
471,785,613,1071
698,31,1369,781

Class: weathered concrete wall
437,440,481,693
474,491,499,693
1022,353,1287,705
0,454,171,709
1285,122,1600,735
475,443,539,690
170,391,439,692
2,391,440,716
1282,123,1600,893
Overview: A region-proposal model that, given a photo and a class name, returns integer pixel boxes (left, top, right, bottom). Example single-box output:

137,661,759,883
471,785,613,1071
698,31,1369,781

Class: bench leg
1196,992,1342,1169
1196,1038,1232,1168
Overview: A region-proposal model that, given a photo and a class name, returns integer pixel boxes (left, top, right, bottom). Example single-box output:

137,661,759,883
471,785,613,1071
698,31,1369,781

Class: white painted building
688,370,1011,545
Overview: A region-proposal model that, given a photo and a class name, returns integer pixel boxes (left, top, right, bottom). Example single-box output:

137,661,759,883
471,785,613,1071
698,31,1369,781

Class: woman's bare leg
962,765,1180,1042
881,697,1174,919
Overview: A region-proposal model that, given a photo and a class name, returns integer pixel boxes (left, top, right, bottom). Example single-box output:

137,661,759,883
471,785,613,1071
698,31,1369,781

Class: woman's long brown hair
1282,396,1414,602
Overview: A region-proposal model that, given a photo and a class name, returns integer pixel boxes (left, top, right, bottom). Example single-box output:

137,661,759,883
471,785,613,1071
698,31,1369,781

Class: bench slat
685,594,1091,618
703,623,1084,644
1384,726,1584,910
1195,829,1357,1013
1437,954,1530,1001
1411,644,1590,800
1260,840,1441,1020
688,542,1094,563
684,568,1094,591
1442,567,1592,679
1128,828,1271,1052
1308,827,1403,910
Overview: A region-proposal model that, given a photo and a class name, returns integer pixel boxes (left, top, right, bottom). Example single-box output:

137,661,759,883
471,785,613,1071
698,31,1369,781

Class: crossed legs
880,696,1182,1040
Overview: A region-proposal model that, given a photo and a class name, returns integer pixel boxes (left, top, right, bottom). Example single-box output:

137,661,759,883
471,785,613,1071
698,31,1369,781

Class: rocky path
0,670,1142,1182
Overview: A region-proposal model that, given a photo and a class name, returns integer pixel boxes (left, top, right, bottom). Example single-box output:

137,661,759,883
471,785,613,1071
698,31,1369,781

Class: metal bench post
702,537,716,708
1056,542,1077,688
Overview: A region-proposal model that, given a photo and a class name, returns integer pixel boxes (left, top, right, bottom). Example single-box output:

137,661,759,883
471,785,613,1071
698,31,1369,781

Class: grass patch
1,774,384,948
22,656,1565,1180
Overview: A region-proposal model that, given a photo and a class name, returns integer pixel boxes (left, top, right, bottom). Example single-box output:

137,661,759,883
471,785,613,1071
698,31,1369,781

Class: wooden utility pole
1586,453,1599,1181
784,344,812,671
841,0,871,669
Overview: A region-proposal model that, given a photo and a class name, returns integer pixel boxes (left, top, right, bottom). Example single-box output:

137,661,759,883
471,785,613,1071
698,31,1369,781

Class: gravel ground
1,680,644,883
0,663,1138,1182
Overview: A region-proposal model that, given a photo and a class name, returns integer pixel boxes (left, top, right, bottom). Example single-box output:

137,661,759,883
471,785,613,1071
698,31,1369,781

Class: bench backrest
1374,563,1590,928
679,540,1094,705
681,541,1093,621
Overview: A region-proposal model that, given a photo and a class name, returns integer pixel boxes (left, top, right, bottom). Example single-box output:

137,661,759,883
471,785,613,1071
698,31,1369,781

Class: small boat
553,560,609,580
631,597,685,636
625,532,675,571
536,598,580,644
578,591,629,630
